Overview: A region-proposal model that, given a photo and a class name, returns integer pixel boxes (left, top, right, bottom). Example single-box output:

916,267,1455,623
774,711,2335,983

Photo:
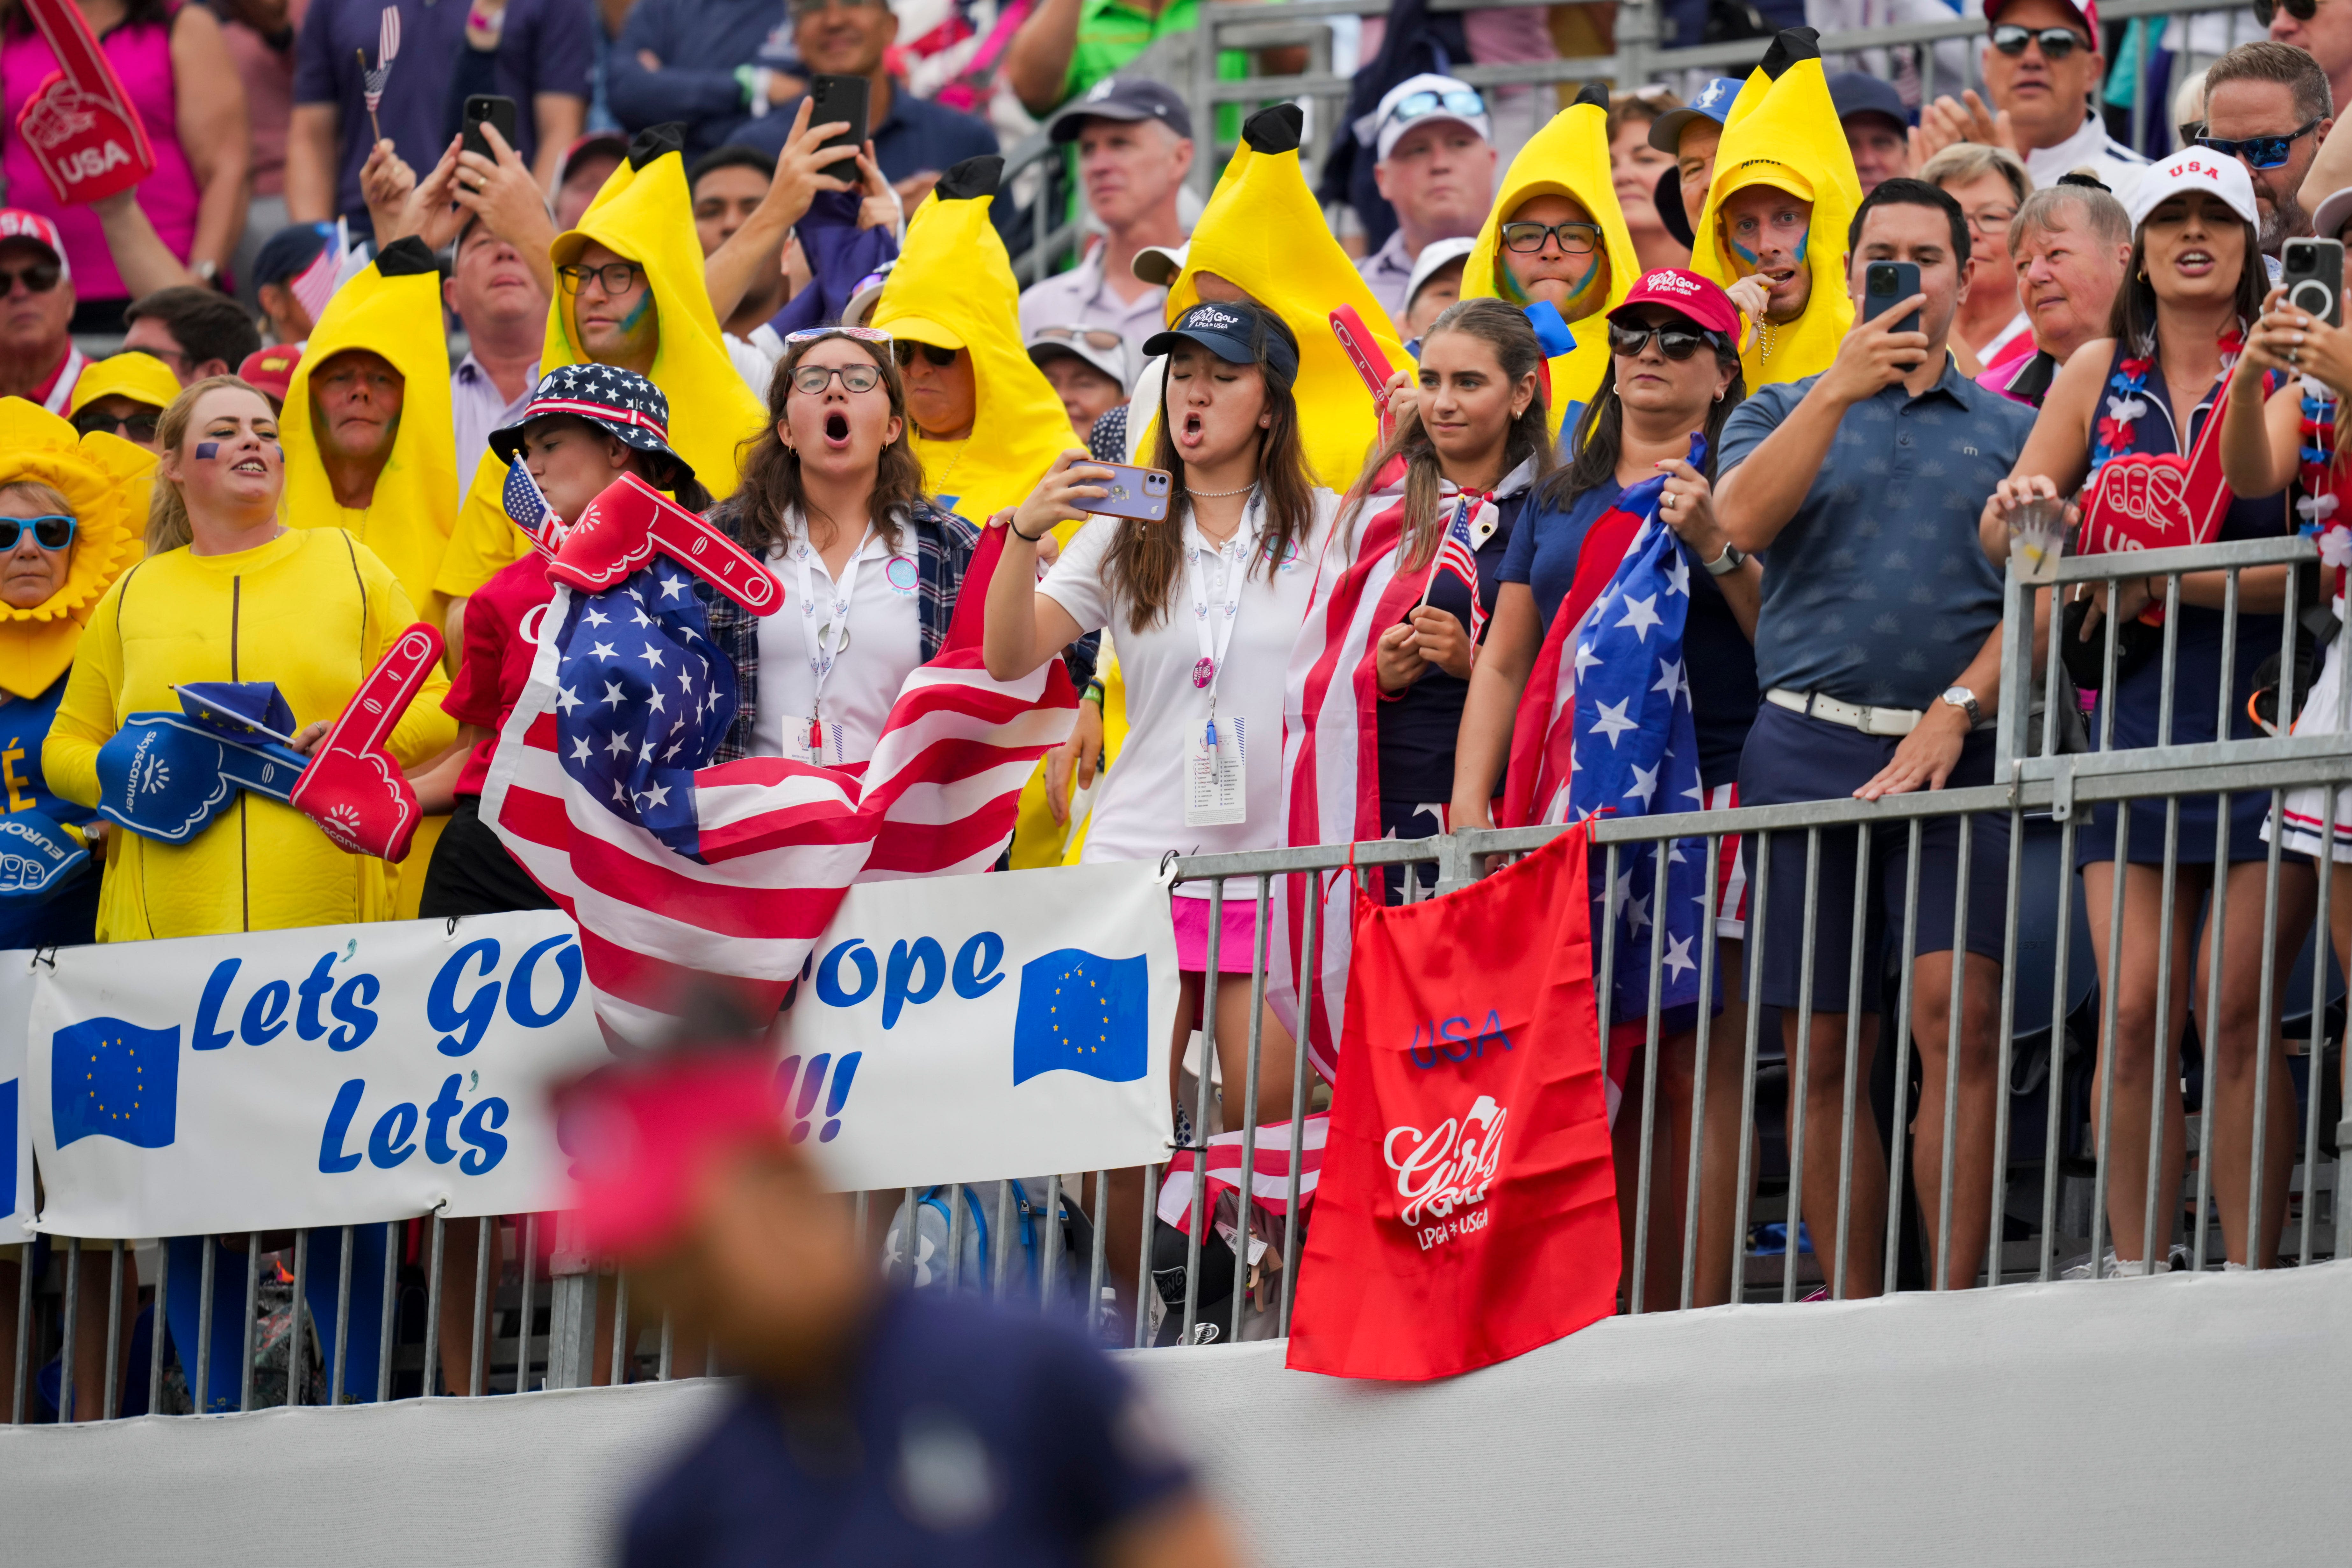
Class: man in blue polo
1715,177,2031,1301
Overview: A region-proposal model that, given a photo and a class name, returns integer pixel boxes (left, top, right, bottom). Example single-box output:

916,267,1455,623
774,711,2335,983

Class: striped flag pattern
1158,1115,1328,1239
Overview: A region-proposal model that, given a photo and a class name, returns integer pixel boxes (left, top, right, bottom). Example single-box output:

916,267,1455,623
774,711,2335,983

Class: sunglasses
2253,0,2318,23
1384,87,1486,133
1032,324,1125,352
73,407,160,442
1990,23,2088,57
1606,322,1718,360
784,325,894,344
893,340,959,368
556,260,645,295
790,363,884,394
1499,219,1603,256
0,259,64,295
2193,119,2324,170
0,514,76,551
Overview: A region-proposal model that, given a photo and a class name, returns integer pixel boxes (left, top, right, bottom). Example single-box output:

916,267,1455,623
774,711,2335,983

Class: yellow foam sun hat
280,239,460,633
1691,32,1863,389
437,127,770,602
1160,104,1405,490
0,398,153,699
1461,85,1642,435
67,351,182,419
870,156,1080,524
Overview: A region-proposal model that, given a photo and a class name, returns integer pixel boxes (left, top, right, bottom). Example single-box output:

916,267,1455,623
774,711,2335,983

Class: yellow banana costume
282,239,461,636
1461,85,1641,435
1691,33,1862,388
0,400,150,705
67,350,182,423
1161,105,1404,491
435,127,769,603
871,156,1075,525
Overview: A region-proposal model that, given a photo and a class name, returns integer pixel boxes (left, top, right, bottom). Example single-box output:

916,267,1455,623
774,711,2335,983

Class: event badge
1186,714,1246,826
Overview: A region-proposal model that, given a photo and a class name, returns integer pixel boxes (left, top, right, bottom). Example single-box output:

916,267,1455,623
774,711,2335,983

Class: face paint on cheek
194,443,220,459
1728,236,1761,268
1561,255,1603,309
619,292,653,333
1793,227,1810,264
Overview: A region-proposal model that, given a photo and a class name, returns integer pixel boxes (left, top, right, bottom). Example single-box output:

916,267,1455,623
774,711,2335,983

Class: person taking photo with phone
1986,153,2308,1276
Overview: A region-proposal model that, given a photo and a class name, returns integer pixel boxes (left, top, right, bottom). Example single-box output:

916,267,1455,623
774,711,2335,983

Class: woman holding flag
1447,269,1759,1309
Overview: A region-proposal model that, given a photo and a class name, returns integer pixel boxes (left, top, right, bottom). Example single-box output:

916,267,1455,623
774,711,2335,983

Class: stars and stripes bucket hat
488,363,698,486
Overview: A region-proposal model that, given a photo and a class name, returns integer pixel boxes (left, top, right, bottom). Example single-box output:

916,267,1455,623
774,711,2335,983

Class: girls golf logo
1385,1093,1507,1250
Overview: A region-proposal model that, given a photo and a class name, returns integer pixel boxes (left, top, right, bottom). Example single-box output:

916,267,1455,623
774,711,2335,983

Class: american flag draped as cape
1267,465,1532,1085
482,520,1075,1042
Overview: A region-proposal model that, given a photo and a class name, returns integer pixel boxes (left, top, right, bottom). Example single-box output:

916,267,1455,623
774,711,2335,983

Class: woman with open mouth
983,299,1338,1329
1989,153,2309,1277
703,326,982,777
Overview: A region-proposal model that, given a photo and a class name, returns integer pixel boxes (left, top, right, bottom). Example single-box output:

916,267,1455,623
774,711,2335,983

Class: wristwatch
1703,540,1746,577
1939,685,1981,726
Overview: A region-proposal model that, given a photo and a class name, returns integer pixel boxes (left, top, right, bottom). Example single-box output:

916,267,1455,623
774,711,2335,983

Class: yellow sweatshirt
45,527,457,941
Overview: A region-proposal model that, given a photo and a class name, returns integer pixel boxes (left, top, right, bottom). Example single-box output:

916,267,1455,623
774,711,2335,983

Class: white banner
3,951,30,1243
782,860,1178,1190
22,864,1178,1237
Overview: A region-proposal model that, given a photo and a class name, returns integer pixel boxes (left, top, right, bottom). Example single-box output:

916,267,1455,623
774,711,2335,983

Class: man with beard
2194,40,2334,258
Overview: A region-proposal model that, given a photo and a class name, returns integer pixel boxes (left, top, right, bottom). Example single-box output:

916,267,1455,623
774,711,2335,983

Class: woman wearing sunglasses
1989,154,2309,1275
65,349,182,454
1450,270,1761,1309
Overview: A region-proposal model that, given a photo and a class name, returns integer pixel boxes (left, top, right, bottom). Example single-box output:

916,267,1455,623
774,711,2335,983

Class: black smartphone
2283,236,2344,329
462,94,519,162
1864,260,1922,337
1087,463,1172,522
808,73,870,156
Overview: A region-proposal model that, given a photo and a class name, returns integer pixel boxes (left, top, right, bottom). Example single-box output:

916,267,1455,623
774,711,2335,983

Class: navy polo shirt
622,1291,1192,1568
1377,495,1522,804
1717,359,2033,714
739,88,1000,186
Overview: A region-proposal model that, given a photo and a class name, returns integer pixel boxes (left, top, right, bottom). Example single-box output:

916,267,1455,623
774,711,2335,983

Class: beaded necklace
2090,328,2245,478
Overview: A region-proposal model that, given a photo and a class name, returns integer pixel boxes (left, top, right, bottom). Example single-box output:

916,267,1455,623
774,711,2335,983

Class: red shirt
444,552,555,798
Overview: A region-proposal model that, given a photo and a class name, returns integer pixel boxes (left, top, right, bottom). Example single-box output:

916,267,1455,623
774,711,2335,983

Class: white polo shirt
751,522,924,771
1040,491,1342,897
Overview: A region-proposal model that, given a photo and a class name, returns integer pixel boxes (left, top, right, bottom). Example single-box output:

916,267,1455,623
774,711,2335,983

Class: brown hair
2108,204,2268,356
730,332,929,555
1343,298,1554,565
1544,328,1744,504
147,375,275,554
1110,307,1316,635
2202,38,2334,126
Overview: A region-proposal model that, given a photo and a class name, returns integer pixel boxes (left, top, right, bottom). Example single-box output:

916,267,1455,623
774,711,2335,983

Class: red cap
0,209,69,281
238,344,303,402
1610,268,1742,337
552,1052,784,1260
1985,0,2099,37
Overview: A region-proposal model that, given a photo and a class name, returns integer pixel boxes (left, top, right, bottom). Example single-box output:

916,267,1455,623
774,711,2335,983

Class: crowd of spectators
10,0,2352,1415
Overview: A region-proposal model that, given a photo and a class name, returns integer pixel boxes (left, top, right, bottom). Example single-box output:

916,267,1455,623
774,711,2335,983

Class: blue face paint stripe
619,291,653,332
194,442,219,459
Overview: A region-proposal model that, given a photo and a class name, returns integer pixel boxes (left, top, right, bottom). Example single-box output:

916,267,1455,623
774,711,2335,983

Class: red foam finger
553,473,783,614
288,622,443,861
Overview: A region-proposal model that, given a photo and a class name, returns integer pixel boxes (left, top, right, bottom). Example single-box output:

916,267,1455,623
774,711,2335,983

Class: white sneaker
2060,1250,2163,1279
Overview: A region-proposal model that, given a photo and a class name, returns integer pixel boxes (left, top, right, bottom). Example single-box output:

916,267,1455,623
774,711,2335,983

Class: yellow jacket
1461,90,1642,434
282,247,461,636
436,130,767,602
45,527,457,941
1691,42,1862,389
0,399,151,703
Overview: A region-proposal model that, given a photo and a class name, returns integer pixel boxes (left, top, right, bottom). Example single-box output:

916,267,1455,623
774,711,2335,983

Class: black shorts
417,796,558,919
1736,703,2009,1015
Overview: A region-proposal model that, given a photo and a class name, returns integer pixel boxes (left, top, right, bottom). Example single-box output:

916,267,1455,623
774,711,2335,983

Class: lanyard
1183,494,1258,740
793,525,874,752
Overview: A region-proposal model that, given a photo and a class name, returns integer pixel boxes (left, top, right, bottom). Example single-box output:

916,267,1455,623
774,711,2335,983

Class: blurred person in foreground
560,1023,1243,1568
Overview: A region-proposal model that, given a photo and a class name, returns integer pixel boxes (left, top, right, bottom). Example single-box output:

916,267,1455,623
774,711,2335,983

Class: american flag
502,457,563,558
1158,1115,1328,1243
1421,494,1488,644
481,523,1076,1043
362,7,398,115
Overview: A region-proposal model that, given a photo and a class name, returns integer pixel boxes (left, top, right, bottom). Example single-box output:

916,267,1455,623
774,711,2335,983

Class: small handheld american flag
501,457,564,558
359,7,398,140
1417,492,1487,645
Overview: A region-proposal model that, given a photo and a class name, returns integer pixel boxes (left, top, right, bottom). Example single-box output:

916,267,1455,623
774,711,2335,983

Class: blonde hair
0,479,74,516
147,375,272,553
1918,142,2032,209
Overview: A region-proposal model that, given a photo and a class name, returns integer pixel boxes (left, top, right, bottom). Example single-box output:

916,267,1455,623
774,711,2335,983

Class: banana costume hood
1461,84,1641,433
282,237,460,630
0,399,151,699
1692,31,1862,388
1163,105,1404,490
437,127,769,601
871,157,1075,522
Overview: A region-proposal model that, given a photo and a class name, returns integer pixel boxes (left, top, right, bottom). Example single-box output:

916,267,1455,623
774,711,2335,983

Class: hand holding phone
808,73,870,154
1087,463,1172,522
462,94,518,163
2282,237,2344,329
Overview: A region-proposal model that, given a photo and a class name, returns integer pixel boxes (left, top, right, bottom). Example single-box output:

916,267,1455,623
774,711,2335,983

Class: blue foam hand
94,713,310,843
0,809,90,900
1523,300,1576,360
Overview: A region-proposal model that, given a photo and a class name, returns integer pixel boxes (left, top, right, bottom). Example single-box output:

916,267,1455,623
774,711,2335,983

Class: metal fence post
1614,0,1657,89
544,1213,597,1391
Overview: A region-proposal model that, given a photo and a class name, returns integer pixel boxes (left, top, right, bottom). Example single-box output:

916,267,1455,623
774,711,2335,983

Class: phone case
1090,465,1171,522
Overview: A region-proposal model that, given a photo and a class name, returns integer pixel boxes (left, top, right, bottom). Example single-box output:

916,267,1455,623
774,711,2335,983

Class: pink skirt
1171,894,1258,974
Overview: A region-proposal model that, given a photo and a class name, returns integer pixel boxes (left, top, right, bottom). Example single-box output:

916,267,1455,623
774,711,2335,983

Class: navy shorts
1736,703,2010,1014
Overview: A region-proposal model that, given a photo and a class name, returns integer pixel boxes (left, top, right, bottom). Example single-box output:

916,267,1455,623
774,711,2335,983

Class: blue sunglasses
0,514,75,551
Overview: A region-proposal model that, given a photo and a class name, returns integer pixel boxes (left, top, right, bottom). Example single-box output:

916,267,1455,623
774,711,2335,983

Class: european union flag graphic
51,1017,181,1150
1012,950,1149,1085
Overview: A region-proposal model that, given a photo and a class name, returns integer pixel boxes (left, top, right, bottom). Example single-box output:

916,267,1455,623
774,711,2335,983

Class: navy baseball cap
1143,301,1299,388
253,222,335,287
1047,76,1194,145
1828,70,1908,133
1647,76,1742,154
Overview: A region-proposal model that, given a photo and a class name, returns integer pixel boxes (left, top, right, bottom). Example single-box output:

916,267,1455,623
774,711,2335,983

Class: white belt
1765,687,1921,738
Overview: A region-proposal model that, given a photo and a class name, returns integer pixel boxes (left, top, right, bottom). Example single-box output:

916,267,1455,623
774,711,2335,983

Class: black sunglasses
0,514,76,551
2193,118,2324,170
0,259,64,295
2253,0,2318,24
73,407,160,442
1990,23,2088,57
1607,322,1716,360
893,340,959,368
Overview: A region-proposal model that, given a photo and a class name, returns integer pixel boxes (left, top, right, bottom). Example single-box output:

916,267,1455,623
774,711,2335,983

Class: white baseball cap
2126,150,2259,233
2313,185,2352,243
1361,74,1492,164
1404,235,1477,314
1133,242,1188,287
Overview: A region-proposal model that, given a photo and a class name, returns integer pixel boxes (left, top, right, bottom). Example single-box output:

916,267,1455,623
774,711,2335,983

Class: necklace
927,436,968,502
1189,480,1258,498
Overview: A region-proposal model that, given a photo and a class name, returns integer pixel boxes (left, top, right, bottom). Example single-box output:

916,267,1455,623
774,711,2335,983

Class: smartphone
1087,463,1172,523
2283,236,2345,328
1864,260,1922,337
461,94,518,162
808,73,871,156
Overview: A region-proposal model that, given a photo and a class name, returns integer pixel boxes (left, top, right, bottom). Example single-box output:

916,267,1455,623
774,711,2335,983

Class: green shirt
1060,0,1254,140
